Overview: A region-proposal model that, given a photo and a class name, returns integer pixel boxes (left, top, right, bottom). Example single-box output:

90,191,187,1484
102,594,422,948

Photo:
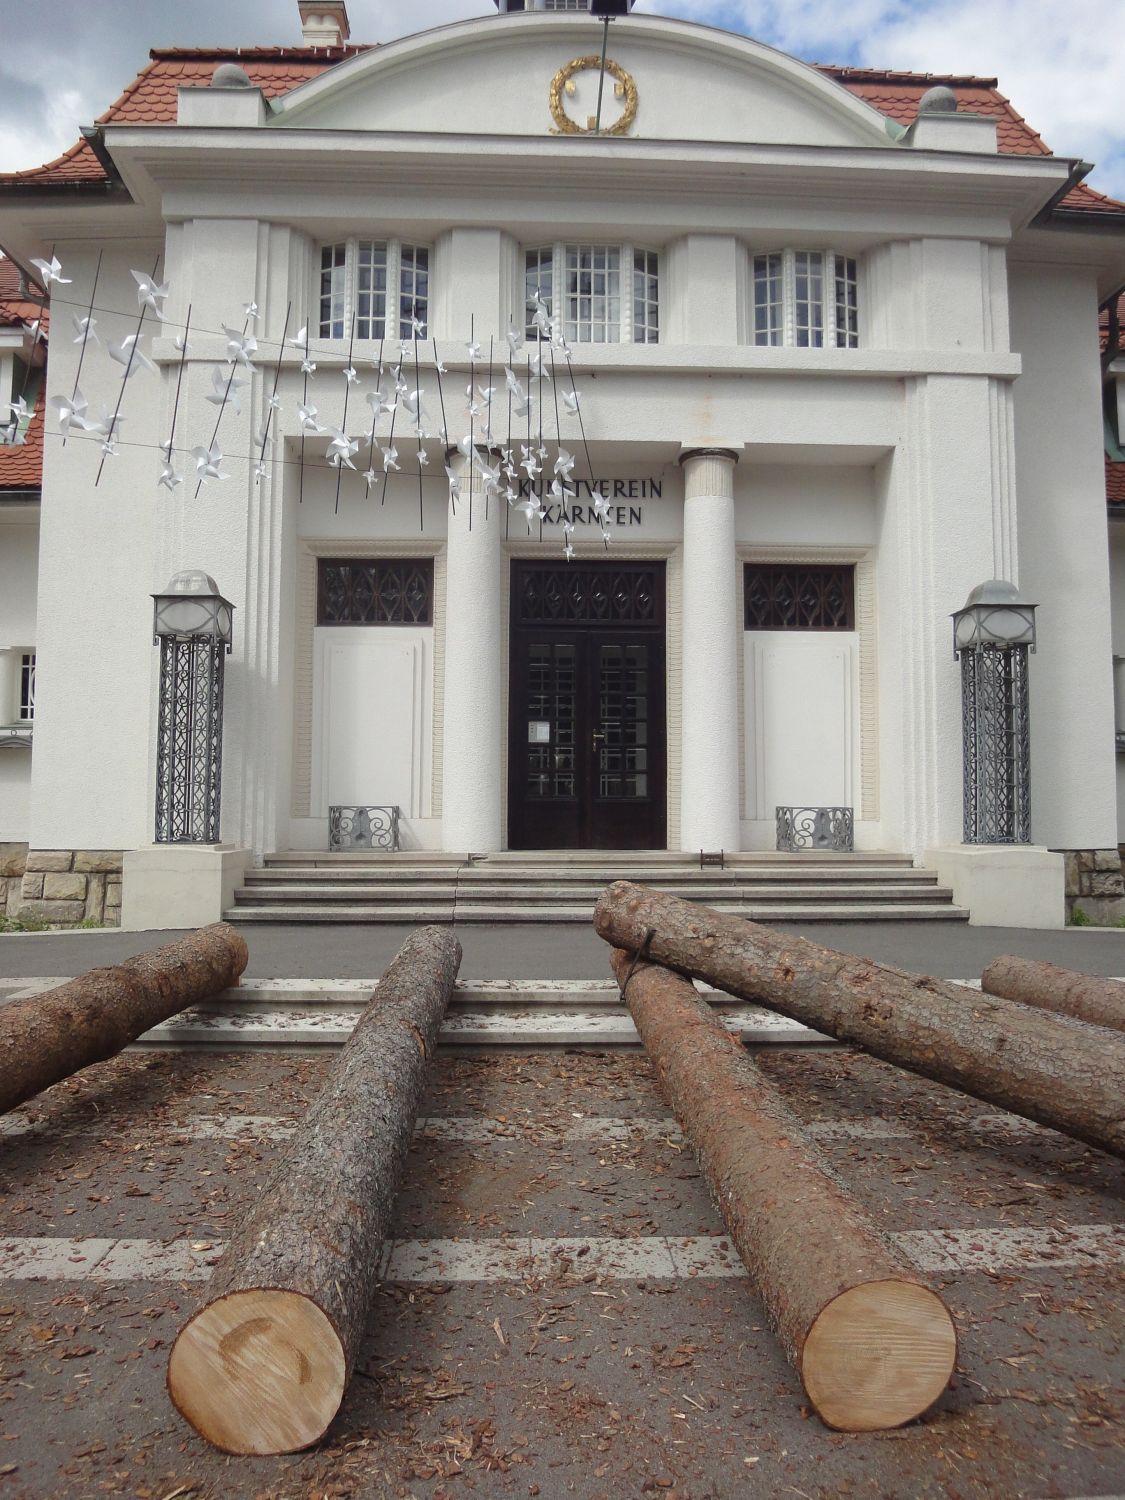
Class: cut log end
167,1289,346,1455
801,1280,956,1432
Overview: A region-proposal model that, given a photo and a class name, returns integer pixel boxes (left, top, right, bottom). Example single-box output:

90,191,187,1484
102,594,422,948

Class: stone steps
228,852,967,924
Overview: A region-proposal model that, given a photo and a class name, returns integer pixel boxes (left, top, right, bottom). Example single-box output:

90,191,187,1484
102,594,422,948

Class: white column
0,648,19,725
680,448,741,853
441,452,504,851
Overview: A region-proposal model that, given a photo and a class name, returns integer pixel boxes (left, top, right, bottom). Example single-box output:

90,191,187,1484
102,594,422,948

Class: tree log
0,923,248,1114
593,883,1125,1158
167,925,462,1455
609,949,955,1430
981,955,1125,1033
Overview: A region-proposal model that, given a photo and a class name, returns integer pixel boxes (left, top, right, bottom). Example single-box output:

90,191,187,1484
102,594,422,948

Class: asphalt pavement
2,918,1125,981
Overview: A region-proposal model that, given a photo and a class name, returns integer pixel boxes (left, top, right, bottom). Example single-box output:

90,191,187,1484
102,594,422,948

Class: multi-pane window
317,241,430,341
744,565,855,631
752,253,783,346
317,559,434,626
19,652,35,720
750,251,859,348
543,0,589,9
523,244,659,344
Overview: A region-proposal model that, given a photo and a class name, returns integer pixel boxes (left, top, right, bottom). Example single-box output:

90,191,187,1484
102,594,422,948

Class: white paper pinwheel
49,389,92,435
362,468,377,486
380,445,400,472
410,314,426,338
243,301,259,322
562,389,581,417
466,338,482,361
326,430,359,470
601,527,612,544
30,254,70,287
174,332,191,354
549,478,576,503
520,446,541,481
3,395,30,426
506,323,525,357
445,464,463,500
288,325,308,348
417,448,430,467
72,314,99,345
301,357,317,375
107,334,156,378
400,388,427,423
365,387,394,420
528,351,552,382
131,269,170,318
591,494,611,521
342,366,359,386
267,393,282,412
553,448,576,482
516,496,543,524
298,402,324,434
473,450,502,493
457,433,475,459
206,365,247,415
222,325,258,369
192,445,229,483
253,462,268,481
434,357,448,375
563,542,576,561
158,462,183,492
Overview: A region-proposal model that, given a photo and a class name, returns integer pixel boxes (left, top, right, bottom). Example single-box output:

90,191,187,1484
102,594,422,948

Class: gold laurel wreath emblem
549,55,638,136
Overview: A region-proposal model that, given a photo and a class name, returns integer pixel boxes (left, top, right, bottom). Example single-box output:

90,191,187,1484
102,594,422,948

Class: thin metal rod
97,252,160,487
594,16,611,135
334,312,357,514
257,300,291,478
165,302,193,465
64,248,102,447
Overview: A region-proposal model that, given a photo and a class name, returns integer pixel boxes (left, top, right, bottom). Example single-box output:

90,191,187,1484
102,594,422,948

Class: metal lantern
152,571,234,845
952,579,1037,845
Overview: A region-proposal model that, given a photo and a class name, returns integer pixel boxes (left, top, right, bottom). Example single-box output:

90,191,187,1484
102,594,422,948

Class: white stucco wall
0,514,38,841
1010,263,1117,852
1108,522,1125,839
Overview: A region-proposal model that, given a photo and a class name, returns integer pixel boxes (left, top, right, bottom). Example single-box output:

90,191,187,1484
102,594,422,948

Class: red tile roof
1108,457,1125,506
0,401,43,492
0,260,47,492
0,45,1121,216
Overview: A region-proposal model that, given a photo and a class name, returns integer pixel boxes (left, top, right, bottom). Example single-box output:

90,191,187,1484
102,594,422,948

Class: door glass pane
527,643,576,799
598,643,648,798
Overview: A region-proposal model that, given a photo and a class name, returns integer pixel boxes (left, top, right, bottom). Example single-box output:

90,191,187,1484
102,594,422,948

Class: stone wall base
14,850,123,927
1058,848,1125,925
2,842,28,918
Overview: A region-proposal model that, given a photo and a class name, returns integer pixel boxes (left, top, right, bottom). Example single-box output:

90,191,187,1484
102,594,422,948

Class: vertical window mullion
388,240,402,341
825,251,838,349
783,250,796,348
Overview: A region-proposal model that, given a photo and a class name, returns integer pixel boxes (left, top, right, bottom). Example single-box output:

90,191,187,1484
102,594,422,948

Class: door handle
592,729,606,749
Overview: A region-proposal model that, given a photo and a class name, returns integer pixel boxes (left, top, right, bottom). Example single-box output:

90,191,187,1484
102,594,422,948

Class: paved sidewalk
2,919,1125,980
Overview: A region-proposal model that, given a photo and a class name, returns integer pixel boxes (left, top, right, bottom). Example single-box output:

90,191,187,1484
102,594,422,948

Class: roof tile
0,402,43,491
1108,456,1125,505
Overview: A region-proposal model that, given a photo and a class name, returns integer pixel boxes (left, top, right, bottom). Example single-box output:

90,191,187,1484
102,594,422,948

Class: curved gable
272,15,895,149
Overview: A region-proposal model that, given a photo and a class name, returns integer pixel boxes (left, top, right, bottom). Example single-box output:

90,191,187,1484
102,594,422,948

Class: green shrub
1070,905,1091,927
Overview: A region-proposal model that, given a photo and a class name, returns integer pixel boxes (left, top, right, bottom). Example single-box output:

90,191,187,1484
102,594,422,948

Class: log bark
0,923,248,1114
593,883,1125,1158
609,949,955,1430
981,956,1125,1033
167,925,462,1455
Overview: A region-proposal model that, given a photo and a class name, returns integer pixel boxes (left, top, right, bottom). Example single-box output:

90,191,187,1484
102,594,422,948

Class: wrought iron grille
744,564,855,631
776,806,854,852
517,564,661,628
317,559,434,626
329,805,400,851
155,637,226,844
960,645,1031,843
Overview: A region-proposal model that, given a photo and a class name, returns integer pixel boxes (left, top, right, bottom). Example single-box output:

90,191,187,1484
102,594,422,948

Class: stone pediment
273,14,895,150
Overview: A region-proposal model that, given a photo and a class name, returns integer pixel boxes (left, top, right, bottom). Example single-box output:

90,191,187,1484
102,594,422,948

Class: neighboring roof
0,257,45,330
1108,457,1125,506
0,43,1121,217
0,260,46,493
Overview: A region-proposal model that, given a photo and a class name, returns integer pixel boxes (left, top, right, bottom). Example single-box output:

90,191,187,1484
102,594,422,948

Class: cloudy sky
2,0,1122,198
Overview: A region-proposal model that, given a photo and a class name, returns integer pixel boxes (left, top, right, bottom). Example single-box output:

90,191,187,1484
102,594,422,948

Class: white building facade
1,8,1123,927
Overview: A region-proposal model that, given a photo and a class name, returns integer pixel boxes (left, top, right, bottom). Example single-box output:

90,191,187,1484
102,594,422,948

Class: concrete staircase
225,851,968,924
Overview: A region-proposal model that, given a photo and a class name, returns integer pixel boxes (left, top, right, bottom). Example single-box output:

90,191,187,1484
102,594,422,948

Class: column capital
678,446,741,468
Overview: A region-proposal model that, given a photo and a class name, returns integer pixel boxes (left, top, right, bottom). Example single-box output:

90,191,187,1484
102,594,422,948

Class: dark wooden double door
508,561,666,850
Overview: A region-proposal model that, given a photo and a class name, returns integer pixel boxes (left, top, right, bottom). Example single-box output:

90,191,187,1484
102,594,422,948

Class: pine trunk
593,882,1125,1158
609,948,955,1431
167,925,462,1456
981,955,1125,1033
0,923,248,1114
